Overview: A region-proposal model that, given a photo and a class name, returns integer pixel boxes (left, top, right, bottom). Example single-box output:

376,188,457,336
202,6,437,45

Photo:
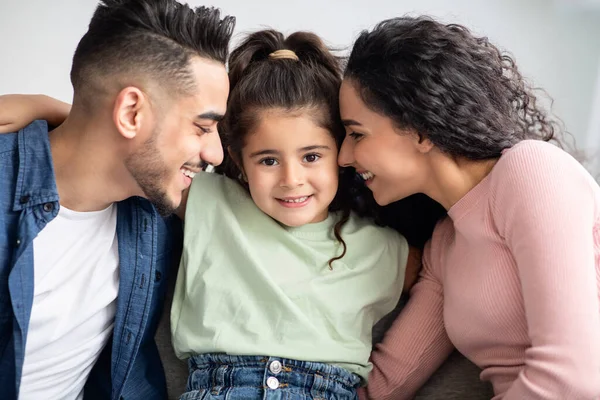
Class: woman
338,16,600,400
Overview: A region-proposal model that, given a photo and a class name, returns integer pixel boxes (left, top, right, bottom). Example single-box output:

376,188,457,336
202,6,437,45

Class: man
0,0,234,399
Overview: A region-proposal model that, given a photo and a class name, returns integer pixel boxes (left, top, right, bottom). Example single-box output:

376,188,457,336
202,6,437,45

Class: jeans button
269,360,282,374
266,376,279,390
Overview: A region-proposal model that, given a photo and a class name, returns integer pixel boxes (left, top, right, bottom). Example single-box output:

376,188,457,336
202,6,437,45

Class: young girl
0,30,417,400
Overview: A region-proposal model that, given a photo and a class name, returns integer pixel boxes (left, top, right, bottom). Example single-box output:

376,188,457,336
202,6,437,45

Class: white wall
586,57,600,173
1,0,598,155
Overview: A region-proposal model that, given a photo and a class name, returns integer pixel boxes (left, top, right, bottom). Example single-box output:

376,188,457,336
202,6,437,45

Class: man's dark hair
71,0,235,102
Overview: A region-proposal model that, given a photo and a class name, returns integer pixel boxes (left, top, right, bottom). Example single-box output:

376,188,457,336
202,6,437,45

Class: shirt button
42,203,54,212
155,271,162,282
269,360,282,374
266,376,279,390
19,195,30,204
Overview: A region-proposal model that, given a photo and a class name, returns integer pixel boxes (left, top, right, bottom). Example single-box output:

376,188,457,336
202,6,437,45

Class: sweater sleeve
493,141,600,399
360,223,455,400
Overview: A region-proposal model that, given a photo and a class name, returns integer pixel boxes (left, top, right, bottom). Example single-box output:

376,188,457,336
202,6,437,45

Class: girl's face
238,109,339,227
337,79,431,206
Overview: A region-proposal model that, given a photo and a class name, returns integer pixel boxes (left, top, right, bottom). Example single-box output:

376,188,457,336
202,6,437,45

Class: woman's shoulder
490,139,598,197
424,217,455,274
494,139,585,179
431,217,454,247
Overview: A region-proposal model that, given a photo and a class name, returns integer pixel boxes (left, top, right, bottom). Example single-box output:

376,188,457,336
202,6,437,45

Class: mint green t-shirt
171,172,408,382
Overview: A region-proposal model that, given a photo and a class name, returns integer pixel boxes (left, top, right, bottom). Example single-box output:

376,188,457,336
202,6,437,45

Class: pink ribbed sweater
362,140,600,399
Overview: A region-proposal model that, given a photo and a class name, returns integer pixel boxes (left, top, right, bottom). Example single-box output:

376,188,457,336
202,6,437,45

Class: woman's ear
414,132,434,154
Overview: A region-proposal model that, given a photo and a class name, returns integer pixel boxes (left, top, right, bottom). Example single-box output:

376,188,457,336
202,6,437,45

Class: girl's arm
494,142,600,399
0,94,71,132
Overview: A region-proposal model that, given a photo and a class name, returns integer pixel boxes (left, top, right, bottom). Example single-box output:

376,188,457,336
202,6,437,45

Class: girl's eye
303,153,321,163
349,132,363,140
260,158,278,166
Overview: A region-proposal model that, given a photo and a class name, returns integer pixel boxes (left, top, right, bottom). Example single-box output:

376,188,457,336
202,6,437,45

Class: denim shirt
0,121,182,399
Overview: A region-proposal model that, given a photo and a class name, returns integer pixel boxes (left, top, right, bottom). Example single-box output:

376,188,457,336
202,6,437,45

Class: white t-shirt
19,204,120,400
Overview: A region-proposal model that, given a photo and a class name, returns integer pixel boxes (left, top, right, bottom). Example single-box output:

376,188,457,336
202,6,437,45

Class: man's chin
152,202,176,216
147,193,178,217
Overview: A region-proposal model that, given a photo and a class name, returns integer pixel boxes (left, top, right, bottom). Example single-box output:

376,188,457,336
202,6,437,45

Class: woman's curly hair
345,15,565,160
340,16,574,247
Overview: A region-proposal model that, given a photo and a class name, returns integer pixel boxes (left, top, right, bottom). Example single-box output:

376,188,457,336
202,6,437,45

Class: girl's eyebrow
249,145,331,158
299,145,331,152
249,149,279,158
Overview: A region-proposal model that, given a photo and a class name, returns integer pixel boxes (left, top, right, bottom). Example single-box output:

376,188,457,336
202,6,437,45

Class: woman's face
337,79,431,206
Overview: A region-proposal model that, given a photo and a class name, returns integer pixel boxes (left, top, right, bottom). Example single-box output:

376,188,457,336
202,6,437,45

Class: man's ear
113,87,147,140
227,146,247,181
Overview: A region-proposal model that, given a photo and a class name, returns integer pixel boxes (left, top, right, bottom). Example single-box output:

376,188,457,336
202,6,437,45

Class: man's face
125,57,229,215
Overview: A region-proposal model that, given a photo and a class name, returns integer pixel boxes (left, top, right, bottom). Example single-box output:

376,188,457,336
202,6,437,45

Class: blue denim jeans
180,354,361,400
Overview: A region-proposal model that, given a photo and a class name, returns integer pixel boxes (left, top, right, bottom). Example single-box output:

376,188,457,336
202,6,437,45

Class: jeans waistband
187,353,361,397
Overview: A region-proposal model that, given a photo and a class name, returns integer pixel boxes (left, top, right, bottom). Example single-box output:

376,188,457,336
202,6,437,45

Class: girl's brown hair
215,29,374,268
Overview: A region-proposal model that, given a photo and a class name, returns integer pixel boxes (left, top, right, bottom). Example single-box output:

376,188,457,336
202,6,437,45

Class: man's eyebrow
196,112,224,122
341,119,362,127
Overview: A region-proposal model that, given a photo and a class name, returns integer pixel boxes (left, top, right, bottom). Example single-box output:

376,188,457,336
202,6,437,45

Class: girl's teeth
282,196,309,203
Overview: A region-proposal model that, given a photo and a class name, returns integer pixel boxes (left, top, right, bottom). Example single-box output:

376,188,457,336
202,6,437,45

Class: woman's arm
360,233,454,400
402,246,422,294
0,94,71,133
494,142,600,399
